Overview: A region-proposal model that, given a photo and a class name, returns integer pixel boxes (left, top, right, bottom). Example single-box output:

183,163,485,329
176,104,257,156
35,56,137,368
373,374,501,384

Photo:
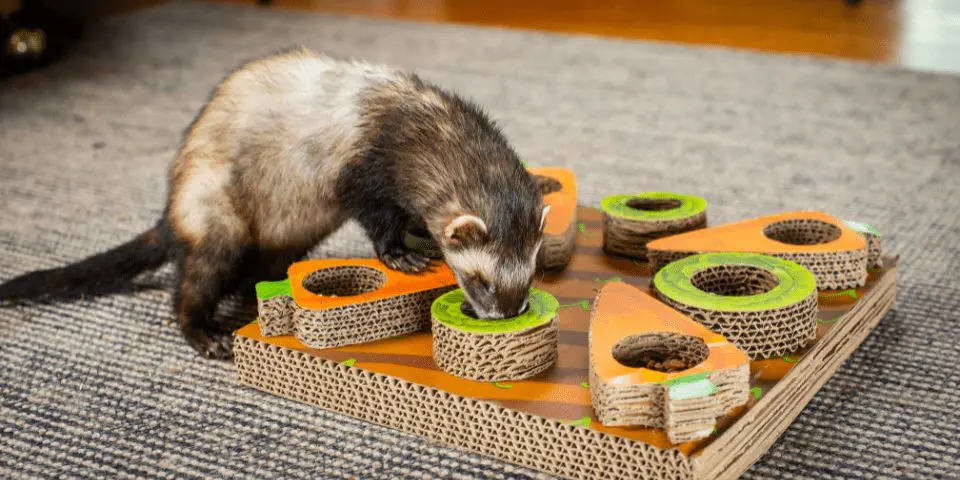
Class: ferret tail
0,218,174,303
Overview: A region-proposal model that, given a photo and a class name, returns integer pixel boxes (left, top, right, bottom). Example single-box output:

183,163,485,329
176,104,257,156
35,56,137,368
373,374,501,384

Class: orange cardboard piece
528,167,577,236
288,258,456,310
589,281,751,443
646,210,866,255
590,282,748,387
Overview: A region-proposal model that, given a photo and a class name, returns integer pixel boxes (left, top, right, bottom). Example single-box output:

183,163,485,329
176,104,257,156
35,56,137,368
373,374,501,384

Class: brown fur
0,48,546,358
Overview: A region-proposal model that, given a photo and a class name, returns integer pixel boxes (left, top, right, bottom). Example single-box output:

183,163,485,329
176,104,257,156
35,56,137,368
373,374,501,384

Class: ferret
0,47,550,359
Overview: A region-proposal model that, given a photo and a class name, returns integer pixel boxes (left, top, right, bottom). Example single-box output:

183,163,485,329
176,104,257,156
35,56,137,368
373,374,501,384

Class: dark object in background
1,0,83,79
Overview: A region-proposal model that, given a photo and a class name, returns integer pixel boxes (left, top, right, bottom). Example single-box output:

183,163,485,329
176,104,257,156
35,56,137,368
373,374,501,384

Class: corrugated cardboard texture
647,212,869,290
602,193,708,260
234,207,897,480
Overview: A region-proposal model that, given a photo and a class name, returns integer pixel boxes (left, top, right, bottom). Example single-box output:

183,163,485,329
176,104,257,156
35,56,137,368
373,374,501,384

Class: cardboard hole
535,175,563,195
626,198,682,211
302,266,386,297
691,265,779,296
612,333,709,372
763,219,841,245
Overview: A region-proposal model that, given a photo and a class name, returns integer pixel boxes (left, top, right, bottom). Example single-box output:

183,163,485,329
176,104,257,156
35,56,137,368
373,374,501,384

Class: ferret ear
443,214,489,249
540,205,551,231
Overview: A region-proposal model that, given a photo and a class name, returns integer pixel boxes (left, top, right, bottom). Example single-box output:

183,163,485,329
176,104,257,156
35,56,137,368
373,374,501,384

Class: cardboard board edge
690,262,897,479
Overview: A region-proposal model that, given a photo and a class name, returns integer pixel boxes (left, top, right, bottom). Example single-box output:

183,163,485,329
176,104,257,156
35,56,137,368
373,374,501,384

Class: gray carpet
2,1,959,478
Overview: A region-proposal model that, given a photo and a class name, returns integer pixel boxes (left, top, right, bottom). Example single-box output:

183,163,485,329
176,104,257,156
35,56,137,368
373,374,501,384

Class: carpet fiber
2,1,959,478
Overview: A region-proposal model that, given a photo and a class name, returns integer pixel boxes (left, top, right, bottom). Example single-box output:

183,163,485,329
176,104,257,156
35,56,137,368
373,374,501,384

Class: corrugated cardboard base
233,206,897,480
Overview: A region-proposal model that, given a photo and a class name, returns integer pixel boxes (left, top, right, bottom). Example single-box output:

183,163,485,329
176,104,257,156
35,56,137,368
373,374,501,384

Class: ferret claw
380,246,431,274
183,326,234,360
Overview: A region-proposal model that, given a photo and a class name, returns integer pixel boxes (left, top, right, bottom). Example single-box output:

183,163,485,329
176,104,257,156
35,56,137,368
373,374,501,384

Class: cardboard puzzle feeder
234,168,897,480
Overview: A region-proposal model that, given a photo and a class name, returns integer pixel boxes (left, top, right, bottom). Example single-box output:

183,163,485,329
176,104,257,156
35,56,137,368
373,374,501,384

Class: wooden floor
208,0,960,74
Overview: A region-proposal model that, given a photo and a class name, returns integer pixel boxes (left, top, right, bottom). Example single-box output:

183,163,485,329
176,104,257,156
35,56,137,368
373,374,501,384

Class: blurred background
2,0,959,79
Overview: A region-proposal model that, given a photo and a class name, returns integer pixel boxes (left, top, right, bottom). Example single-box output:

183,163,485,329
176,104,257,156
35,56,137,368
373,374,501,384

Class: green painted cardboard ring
431,288,559,333
653,252,817,312
601,192,707,221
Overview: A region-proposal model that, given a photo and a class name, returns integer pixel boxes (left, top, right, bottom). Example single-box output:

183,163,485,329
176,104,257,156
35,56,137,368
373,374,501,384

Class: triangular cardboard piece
528,167,578,269
288,258,456,311
255,258,457,348
646,210,869,289
589,281,749,444
528,167,577,237
646,210,865,255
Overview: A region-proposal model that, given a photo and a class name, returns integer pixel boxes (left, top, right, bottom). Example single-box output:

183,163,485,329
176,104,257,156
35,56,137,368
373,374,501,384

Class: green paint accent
560,300,591,312
843,220,881,237
818,314,844,325
576,223,596,236
255,279,292,300
660,372,718,400
653,252,817,312
783,354,796,363
521,160,529,168
492,382,513,389
600,192,706,221
819,289,859,300
668,378,718,400
566,417,591,428
431,288,558,333
580,381,589,389
594,276,623,285
659,371,712,387
868,266,881,273
339,358,357,367
251,319,259,325
750,387,763,400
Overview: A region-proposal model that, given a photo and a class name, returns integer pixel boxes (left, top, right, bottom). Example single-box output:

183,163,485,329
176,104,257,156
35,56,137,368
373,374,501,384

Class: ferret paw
380,246,431,273
182,326,234,360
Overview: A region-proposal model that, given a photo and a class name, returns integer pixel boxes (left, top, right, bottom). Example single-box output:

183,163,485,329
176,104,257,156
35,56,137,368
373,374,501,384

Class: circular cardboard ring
431,288,559,382
652,252,818,360
601,192,706,221
601,192,708,260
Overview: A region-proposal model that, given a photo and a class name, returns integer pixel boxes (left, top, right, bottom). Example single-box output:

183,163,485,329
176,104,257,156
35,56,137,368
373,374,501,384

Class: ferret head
438,202,550,320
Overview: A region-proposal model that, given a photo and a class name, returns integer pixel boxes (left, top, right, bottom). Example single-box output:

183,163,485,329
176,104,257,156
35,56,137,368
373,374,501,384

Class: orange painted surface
751,358,797,382
287,258,456,310
528,167,577,236
591,282,749,387
646,211,866,254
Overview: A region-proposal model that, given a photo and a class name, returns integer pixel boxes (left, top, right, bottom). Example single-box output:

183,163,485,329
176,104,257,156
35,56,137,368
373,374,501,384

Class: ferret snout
461,292,528,320
499,296,529,318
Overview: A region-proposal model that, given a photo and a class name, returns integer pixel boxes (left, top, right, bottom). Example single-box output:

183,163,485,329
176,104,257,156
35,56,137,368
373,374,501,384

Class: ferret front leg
355,203,431,273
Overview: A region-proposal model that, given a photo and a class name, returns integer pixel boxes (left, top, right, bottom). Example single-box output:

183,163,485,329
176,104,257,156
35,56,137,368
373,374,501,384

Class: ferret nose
502,297,529,318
